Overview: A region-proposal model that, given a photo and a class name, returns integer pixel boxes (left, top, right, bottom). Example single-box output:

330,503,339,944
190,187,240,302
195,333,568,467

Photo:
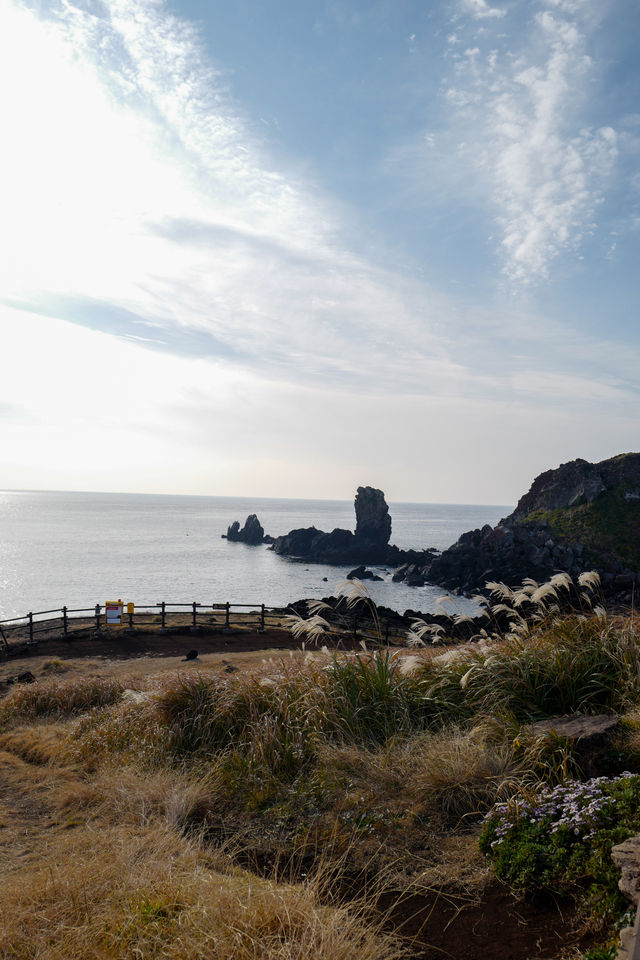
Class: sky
0,0,638,505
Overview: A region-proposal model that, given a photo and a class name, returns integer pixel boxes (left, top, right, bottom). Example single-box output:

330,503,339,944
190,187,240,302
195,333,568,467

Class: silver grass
405,630,426,648
578,571,601,591
549,572,572,590
453,613,475,626
306,598,333,616
337,578,371,606
530,582,559,605
485,581,514,601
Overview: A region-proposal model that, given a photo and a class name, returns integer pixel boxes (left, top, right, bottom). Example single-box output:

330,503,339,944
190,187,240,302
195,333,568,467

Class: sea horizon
0,489,513,621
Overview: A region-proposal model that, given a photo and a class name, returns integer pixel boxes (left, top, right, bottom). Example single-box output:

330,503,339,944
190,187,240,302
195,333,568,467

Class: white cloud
0,0,463,395
442,1,618,283
461,0,506,20
0,0,637,503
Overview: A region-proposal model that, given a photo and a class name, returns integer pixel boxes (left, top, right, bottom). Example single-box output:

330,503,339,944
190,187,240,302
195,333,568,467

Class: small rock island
222,514,273,545
272,486,437,571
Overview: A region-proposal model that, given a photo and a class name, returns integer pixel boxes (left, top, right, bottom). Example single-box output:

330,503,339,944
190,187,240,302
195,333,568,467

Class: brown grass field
1,615,609,960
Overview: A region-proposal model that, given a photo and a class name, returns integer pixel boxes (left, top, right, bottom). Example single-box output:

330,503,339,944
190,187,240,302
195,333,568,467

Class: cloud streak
444,0,618,283
0,0,463,394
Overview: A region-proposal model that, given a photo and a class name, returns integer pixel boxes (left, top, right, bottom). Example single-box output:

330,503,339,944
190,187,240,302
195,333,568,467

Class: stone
347,565,378,581
182,649,198,661
613,836,640,906
528,714,620,778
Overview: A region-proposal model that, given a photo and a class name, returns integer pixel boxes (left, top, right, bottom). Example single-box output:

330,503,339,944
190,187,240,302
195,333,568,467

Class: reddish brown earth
1,625,306,662
376,885,590,959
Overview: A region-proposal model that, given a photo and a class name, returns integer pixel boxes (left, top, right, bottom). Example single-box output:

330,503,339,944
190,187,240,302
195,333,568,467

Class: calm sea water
0,491,512,621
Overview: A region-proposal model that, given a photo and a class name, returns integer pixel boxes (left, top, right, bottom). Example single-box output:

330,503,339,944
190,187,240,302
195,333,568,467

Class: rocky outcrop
427,453,640,597
272,487,393,564
272,487,440,568
354,486,391,554
223,514,269,546
511,454,640,520
346,565,383,582
528,714,621,778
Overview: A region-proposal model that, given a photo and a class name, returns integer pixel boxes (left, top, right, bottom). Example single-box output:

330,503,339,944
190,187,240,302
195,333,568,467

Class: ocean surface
0,491,512,622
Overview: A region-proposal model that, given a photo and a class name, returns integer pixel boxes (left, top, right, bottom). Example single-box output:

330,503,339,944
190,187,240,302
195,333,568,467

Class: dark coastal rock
346,565,383,582
272,486,395,564
427,453,640,596
354,486,391,554
223,514,267,545
272,487,441,570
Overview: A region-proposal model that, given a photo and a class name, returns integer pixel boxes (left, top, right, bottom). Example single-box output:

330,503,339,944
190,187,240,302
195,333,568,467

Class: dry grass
0,823,406,960
3,598,640,959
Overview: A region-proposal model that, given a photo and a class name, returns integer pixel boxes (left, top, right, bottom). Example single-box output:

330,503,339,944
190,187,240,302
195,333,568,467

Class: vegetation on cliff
523,486,640,570
429,453,640,595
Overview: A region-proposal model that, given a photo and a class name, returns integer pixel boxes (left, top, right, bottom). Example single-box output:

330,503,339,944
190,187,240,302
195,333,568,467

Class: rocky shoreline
223,454,640,607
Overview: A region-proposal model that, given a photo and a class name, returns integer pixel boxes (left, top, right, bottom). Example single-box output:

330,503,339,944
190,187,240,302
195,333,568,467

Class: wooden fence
0,600,403,651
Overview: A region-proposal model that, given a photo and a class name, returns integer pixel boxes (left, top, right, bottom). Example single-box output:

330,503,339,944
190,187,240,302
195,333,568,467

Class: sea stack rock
272,486,392,563
224,514,266,545
354,486,392,553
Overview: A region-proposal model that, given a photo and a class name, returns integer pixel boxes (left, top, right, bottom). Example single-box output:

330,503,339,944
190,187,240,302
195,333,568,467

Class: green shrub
480,773,640,932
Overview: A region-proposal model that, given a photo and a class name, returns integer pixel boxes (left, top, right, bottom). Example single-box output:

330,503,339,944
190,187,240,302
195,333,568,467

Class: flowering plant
479,773,640,895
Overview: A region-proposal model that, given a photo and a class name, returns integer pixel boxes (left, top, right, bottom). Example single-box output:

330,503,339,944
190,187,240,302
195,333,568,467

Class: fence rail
0,600,404,651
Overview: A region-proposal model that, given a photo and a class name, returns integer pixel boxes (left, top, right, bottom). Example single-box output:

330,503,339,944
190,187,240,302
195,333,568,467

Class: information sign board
105,601,123,625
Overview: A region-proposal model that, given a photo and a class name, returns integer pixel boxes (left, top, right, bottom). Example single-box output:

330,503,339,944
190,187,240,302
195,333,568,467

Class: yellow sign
126,602,134,615
105,601,123,625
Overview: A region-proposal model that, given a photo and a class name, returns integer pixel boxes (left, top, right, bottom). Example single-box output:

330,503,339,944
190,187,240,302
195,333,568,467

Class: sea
0,491,512,622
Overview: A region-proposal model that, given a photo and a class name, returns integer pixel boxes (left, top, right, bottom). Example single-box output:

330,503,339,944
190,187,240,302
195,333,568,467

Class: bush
480,773,640,924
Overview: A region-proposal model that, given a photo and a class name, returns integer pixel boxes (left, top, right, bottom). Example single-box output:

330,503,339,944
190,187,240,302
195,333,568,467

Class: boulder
528,714,620,778
346,565,383,581
613,835,640,906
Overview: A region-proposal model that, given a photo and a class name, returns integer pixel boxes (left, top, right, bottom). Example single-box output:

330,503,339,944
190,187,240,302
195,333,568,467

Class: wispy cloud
0,0,461,393
443,0,618,283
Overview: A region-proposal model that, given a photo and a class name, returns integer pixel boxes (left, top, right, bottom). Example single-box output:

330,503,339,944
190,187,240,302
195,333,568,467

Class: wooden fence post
62,606,68,637
28,612,33,642
225,602,230,629
160,602,166,631
191,602,197,633
260,604,265,632
95,604,101,631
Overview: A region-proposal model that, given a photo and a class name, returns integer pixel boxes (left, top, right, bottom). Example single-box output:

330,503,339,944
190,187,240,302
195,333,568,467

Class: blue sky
0,0,638,503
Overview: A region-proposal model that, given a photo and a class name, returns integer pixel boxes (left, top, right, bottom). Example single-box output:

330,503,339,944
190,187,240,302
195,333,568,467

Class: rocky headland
427,453,640,599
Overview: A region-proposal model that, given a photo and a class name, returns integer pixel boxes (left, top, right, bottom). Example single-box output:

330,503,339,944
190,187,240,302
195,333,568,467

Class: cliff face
427,453,640,596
